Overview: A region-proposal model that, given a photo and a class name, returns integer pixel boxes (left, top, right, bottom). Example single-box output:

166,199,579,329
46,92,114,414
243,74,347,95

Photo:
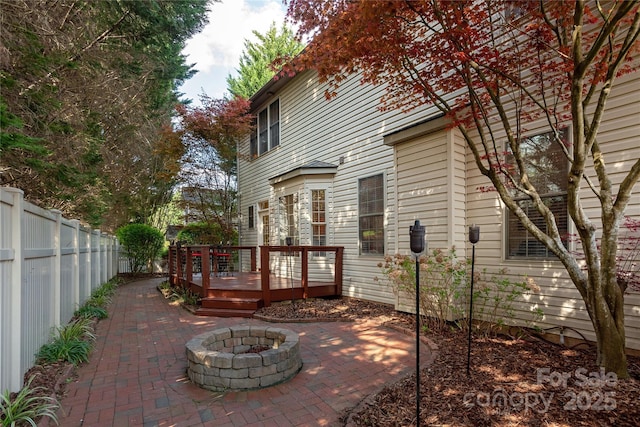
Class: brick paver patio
55,277,433,426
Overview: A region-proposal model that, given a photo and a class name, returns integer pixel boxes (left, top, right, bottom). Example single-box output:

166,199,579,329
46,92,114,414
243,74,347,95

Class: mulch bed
256,298,640,426
346,331,640,426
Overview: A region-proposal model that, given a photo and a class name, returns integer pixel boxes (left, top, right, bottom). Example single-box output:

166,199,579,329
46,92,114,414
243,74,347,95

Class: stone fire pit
185,326,302,391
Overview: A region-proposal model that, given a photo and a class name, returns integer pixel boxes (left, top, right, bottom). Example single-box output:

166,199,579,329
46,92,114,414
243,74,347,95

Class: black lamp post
467,225,480,376
409,220,425,427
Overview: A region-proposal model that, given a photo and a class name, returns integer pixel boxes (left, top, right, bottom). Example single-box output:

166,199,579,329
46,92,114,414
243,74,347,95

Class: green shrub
37,338,91,365
37,319,94,365
0,377,59,426
74,304,108,320
176,221,237,245
116,223,164,273
378,248,468,332
472,268,544,336
378,247,544,335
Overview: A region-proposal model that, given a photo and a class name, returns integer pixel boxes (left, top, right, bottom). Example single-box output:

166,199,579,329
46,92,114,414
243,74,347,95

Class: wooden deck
168,245,343,317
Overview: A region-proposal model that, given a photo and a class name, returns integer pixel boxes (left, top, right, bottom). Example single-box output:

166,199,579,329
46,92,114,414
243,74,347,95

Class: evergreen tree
0,0,209,230
226,22,304,98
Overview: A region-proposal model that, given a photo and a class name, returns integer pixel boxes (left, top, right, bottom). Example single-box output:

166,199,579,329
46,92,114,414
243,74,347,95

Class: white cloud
183,0,286,74
179,0,286,103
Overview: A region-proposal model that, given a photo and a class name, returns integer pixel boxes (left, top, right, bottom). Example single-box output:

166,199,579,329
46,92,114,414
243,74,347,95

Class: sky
179,0,288,104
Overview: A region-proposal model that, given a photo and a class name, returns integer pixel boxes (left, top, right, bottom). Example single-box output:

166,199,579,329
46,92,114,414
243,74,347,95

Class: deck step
194,307,256,318
200,297,263,311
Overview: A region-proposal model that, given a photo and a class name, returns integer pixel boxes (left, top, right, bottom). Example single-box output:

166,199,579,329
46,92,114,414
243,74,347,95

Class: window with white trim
311,189,326,256
258,200,270,245
279,193,298,246
256,99,280,156
359,174,384,255
506,129,568,259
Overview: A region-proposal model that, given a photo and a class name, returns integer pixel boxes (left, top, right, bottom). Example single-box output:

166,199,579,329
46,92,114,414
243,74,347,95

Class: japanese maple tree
175,96,252,233
285,0,640,377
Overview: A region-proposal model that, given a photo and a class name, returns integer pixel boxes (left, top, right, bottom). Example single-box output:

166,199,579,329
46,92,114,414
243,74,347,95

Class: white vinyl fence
0,187,119,393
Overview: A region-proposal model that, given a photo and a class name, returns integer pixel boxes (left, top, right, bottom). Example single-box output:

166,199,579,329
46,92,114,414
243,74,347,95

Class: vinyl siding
238,70,439,305
238,67,640,350
463,71,640,350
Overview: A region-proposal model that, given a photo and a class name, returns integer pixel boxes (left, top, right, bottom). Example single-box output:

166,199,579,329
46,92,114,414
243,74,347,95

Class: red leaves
285,0,637,131
176,96,253,148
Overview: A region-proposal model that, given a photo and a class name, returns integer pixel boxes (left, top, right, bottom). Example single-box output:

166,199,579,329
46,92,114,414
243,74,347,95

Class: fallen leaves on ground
258,297,640,427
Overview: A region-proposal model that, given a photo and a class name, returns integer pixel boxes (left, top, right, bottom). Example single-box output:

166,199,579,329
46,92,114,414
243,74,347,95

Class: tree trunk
587,267,628,379
591,304,628,379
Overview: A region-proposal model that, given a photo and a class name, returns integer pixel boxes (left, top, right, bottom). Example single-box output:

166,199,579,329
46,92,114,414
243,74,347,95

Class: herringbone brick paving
55,278,432,426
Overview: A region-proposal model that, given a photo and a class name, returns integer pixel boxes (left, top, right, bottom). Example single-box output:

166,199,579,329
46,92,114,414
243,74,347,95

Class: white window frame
256,99,280,156
279,192,299,246
310,189,327,256
358,173,385,255
257,200,269,246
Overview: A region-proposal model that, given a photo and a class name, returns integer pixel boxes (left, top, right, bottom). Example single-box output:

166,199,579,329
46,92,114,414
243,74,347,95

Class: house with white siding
236,67,640,351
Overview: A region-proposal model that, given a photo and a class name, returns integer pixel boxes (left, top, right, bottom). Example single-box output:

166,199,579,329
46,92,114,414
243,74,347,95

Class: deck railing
259,245,343,306
168,244,343,306
169,244,257,289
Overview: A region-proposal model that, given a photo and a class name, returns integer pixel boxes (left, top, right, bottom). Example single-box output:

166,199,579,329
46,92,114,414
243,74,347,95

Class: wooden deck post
335,246,343,296
168,246,175,285
250,247,257,271
175,245,183,287
260,246,271,307
199,245,210,297
185,246,193,287
301,247,308,299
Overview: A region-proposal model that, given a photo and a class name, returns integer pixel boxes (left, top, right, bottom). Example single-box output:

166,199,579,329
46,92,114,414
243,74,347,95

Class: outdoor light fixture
467,224,480,376
409,220,425,427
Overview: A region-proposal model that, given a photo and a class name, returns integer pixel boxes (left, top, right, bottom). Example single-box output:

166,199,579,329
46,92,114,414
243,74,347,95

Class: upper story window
250,117,257,158
248,205,255,229
359,174,384,255
506,129,568,259
253,99,280,157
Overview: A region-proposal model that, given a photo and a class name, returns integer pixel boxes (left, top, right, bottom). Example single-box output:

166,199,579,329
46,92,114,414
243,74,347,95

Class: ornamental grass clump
74,304,108,320
37,318,95,365
0,377,59,426
74,278,119,320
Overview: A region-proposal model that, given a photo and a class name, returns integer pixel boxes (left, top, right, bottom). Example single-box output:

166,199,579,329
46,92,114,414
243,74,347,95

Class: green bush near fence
116,224,164,273
36,318,95,366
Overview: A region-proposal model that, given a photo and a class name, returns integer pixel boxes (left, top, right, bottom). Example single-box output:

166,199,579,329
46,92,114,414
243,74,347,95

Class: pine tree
226,22,304,99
